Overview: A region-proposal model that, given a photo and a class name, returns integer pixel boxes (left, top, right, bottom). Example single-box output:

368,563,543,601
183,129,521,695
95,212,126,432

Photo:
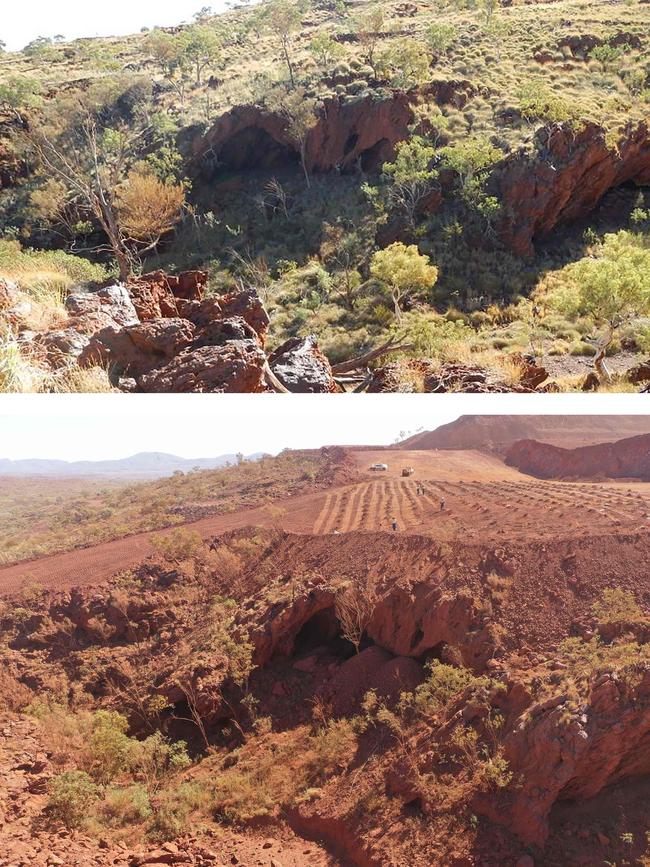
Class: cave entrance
293,606,357,659
215,127,299,174
418,641,447,666
359,138,393,172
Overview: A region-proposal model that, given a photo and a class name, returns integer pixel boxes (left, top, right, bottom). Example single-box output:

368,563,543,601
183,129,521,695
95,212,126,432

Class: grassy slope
0,0,649,392
0,450,331,567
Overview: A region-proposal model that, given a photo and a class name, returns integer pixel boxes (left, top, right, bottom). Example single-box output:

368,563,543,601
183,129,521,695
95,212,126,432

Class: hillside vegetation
1,0,649,392
0,449,336,566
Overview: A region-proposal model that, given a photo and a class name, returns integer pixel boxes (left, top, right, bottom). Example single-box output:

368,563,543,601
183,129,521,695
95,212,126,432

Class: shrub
98,784,152,828
47,771,99,828
88,710,133,784
150,528,205,564
592,587,645,626
130,731,191,795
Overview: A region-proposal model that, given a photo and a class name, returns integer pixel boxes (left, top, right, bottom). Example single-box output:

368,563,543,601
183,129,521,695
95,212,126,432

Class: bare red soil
3,447,650,595
5,435,650,867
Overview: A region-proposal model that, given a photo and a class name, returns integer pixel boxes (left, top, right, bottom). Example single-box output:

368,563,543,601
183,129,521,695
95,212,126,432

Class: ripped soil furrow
313,492,336,535
346,482,369,532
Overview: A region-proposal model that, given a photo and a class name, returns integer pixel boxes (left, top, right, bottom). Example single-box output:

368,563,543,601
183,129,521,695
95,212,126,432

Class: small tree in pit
371,242,439,321
543,231,650,380
381,136,439,228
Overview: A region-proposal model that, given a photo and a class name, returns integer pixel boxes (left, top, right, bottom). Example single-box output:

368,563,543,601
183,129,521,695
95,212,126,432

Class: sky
0,394,636,462
2,1,242,52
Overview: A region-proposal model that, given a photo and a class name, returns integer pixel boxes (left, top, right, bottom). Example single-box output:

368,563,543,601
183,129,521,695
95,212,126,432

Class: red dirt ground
3,447,650,595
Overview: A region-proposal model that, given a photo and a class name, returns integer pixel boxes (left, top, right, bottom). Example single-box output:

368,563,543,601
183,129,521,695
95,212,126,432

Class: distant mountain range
0,452,265,479
399,416,650,454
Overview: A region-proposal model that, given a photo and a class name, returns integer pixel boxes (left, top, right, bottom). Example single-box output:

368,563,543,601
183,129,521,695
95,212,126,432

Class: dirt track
3,449,650,595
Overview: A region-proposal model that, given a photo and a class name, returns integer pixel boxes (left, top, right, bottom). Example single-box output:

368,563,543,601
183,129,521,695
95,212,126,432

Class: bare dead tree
172,678,211,751
335,581,378,654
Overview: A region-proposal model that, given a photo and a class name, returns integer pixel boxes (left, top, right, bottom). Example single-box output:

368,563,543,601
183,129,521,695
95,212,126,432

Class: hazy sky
2,1,242,51
0,394,632,462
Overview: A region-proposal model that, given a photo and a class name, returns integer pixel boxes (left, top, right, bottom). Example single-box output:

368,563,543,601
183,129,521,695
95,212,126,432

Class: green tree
146,29,209,109
425,22,457,55
23,36,57,61
370,242,439,320
590,43,624,72
518,82,582,129
88,710,132,784
352,6,387,80
145,28,186,76
381,136,439,228
309,32,345,72
378,39,431,88
181,24,222,84
439,136,502,226
544,231,650,379
440,135,501,193
264,0,302,88
22,82,180,280
0,75,43,121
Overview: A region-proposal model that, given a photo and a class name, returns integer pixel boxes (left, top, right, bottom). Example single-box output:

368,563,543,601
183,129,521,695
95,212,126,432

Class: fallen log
331,338,413,376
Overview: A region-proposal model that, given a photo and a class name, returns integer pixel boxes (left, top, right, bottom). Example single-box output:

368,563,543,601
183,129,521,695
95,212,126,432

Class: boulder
80,318,196,377
66,285,139,328
215,288,270,346
627,359,650,384
33,329,91,367
268,335,337,393
137,340,268,393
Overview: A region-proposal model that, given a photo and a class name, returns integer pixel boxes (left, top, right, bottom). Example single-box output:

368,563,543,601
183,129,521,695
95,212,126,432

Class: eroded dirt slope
506,433,650,481
401,416,650,453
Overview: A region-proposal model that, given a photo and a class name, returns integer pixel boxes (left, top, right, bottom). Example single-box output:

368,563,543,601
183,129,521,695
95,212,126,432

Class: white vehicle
370,463,389,472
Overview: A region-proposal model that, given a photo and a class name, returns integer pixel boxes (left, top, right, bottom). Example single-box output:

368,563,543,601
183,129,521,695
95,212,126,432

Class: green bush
47,771,99,828
89,710,133,784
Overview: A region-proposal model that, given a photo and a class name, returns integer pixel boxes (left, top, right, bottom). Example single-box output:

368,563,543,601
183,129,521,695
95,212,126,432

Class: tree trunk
300,141,311,189
593,324,614,381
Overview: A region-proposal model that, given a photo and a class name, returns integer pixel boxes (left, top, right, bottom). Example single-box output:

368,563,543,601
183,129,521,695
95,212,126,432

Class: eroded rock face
506,432,650,480
194,83,475,180
496,120,650,256
269,334,337,393
475,670,650,846
127,270,206,320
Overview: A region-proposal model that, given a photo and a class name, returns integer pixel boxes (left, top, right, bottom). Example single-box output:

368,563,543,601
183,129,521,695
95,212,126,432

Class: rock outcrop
52,271,274,392
194,82,476,179
506,432,650,480
476,667,650,846
496,120,650,256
